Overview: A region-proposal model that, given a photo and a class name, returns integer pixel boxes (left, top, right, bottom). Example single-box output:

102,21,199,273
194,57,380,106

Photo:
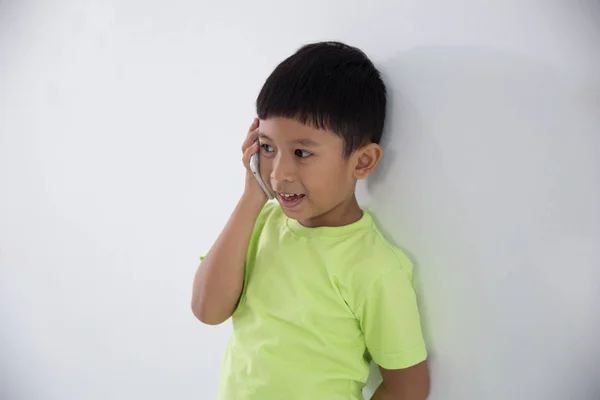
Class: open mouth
277,193,305,208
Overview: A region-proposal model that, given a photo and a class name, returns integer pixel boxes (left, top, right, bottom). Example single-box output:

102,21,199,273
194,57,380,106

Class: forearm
191,194,265,325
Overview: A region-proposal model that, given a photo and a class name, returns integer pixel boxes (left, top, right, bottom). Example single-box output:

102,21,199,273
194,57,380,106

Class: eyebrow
258,132,320,147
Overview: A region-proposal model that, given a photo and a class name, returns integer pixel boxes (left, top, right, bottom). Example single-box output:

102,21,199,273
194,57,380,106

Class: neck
299,195,363,228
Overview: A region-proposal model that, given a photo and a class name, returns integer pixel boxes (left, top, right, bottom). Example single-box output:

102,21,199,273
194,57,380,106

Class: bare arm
191,119,268,325
371,361,430,400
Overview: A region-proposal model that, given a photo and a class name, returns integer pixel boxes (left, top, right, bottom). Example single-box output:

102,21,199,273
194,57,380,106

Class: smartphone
250,151,273,200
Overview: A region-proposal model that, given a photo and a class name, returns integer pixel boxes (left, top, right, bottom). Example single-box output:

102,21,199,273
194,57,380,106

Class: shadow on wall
358,46,600,400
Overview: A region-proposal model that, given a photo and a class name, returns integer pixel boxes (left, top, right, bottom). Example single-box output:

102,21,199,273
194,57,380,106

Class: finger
242,142,259,167
241,128,259,152
248,118,259,133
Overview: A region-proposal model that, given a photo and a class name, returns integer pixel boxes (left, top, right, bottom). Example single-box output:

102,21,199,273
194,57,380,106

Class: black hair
256,41,386,156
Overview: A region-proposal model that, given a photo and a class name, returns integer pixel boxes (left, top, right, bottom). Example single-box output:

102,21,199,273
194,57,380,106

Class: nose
270,153,296,184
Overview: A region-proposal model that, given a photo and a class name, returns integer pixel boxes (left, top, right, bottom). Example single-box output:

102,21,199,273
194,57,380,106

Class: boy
191,41,429,400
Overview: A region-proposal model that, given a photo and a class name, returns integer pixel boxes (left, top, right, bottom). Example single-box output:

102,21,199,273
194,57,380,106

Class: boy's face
258,118,381,227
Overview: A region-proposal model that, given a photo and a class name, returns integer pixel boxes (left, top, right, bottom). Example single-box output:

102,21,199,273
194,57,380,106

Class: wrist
239,191,268,212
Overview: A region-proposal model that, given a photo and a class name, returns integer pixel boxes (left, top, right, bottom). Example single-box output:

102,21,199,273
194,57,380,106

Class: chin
277,201,312,221
278,203,304,217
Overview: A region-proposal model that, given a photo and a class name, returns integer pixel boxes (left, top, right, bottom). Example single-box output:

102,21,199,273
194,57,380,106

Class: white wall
1,1,598,399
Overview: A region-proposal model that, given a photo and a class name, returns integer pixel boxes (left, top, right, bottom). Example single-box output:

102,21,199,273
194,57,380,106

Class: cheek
259,157,273,179
302,163,351,193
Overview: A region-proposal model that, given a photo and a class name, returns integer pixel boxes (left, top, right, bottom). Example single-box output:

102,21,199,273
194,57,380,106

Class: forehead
258,117,341,147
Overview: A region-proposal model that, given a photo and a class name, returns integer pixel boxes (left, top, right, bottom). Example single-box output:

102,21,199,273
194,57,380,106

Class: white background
1,1,599,399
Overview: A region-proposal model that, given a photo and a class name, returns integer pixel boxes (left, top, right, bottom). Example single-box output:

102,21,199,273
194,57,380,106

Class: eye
294,149,312,158
261,143,274,152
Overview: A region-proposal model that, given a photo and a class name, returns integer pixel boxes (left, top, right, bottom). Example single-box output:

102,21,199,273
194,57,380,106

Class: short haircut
256,41,387,156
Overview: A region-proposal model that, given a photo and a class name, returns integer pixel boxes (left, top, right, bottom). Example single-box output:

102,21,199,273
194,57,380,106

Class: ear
352,143,383,180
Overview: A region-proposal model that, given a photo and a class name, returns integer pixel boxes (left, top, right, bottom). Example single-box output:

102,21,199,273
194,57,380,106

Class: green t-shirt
215,201,427,400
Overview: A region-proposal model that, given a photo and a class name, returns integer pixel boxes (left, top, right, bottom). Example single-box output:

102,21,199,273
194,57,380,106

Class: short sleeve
358,268,427,369
197,201,278,313
237,202,278,300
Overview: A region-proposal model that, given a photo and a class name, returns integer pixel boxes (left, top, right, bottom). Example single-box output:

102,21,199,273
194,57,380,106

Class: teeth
281,193,300,198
